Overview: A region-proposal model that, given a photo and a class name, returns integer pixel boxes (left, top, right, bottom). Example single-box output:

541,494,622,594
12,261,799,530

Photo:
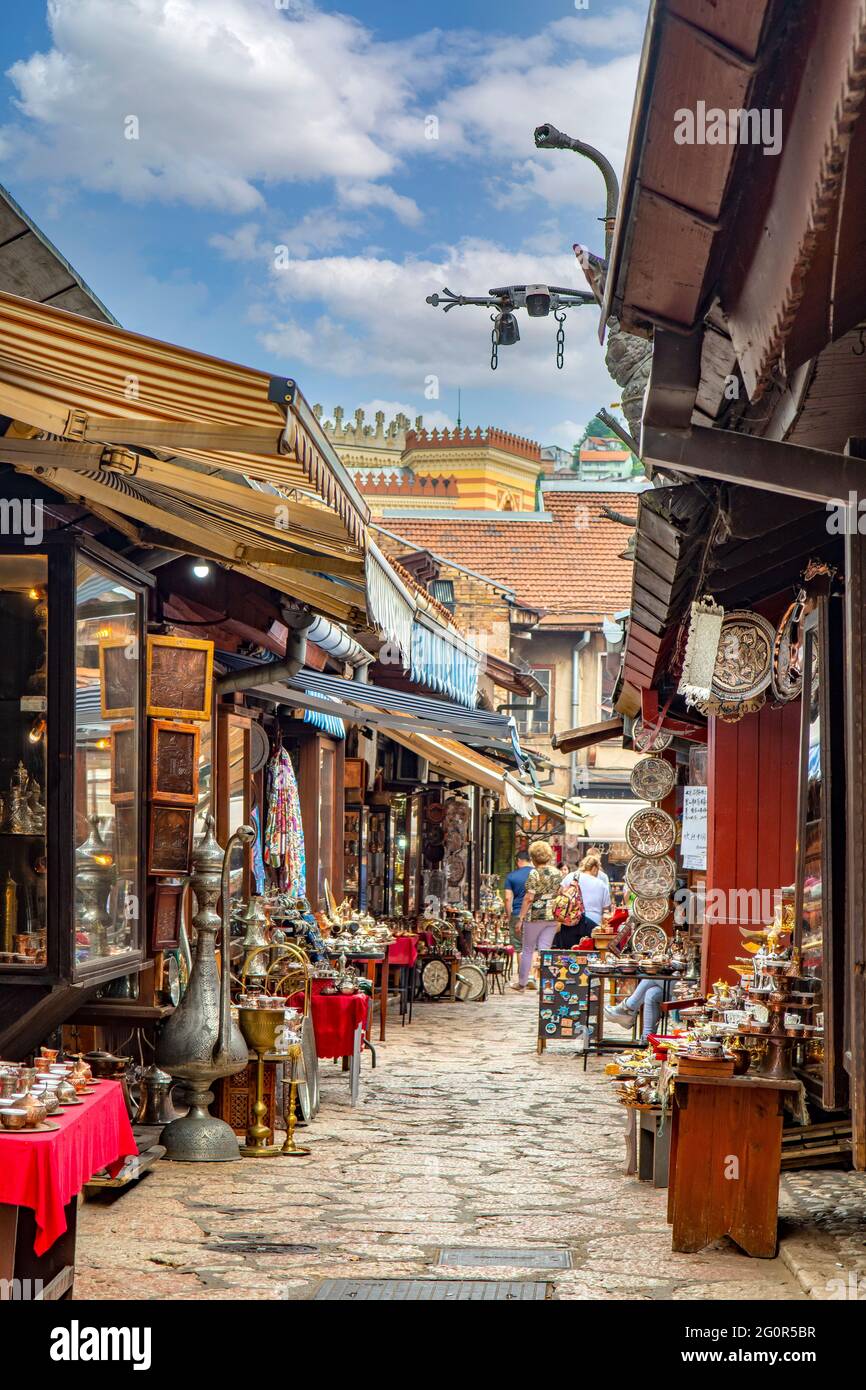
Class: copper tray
626,807,676,857
630,756,676,803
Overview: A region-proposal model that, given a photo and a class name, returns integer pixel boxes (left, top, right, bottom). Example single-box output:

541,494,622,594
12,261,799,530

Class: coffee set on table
0,1049,101,1132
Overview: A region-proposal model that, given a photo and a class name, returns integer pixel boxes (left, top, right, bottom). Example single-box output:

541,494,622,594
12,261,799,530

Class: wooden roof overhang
606,0,866,422
619,478,835,708
0,291,370,623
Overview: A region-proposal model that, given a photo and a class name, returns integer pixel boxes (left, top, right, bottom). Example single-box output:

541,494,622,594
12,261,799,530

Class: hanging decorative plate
771,598,805,703
710,609,774,701
445,828,464,853
426,802,446,824
632,895,670,926
445,798,470,824
447,853,466,885
626,853,676,897
626,807,676,857
632,718,674,752
631,923,668,956
426,825,444,846
630,756,676,802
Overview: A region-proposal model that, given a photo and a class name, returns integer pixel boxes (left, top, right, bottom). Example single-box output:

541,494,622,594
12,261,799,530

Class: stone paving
779,1169,866,1300
76,987,807,1300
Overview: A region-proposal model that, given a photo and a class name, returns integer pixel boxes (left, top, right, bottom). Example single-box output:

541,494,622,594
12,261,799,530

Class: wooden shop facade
592,0,866,1166
0,190,531,1062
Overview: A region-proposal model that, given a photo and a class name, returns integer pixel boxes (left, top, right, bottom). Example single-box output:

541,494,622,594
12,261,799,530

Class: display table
667,1073,801,1257
291,979,371,1061
0,1080,136,1298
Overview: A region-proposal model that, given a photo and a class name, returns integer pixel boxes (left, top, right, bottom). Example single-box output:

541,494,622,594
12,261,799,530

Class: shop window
74,558,142,971
515,667,553,735
0,556,48,969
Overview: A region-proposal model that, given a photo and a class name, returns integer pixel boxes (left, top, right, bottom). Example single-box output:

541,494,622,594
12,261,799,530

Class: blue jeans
625,978,663,1039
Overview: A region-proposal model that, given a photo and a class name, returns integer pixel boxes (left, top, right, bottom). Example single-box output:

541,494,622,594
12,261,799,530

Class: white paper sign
681,785,707,870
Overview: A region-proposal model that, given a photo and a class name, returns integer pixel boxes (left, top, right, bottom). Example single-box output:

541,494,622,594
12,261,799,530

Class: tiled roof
375,490,635,625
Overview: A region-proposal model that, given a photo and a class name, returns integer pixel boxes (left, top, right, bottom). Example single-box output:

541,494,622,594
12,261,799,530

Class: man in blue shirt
504,850,532,950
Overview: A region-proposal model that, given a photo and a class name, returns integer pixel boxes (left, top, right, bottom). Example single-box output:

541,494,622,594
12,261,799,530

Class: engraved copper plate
151,722,199,804
447,854,466,885
632,895,669,925
632,718,673,752
630,756,675,802
631,923,668,956
771,601,804,703
149,805,194,875
710,610,774,701
626,807,676,857
625,854,675,897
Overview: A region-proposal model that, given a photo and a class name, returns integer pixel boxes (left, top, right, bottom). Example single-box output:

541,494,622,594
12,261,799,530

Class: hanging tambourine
771,592,805,704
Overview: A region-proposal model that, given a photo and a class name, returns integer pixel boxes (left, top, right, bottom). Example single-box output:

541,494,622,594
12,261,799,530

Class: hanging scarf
264,745,306,894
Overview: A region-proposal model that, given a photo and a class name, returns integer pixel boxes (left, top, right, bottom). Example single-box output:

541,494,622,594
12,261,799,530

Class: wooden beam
80,415,294,457
642,423,866,502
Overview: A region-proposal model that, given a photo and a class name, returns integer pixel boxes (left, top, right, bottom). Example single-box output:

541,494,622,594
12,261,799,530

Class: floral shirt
524,865,563,921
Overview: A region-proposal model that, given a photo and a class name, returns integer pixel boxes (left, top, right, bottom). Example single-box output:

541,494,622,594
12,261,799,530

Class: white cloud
1,0,644,223
545,419,585,450
3,0,423,212
261,237,616,401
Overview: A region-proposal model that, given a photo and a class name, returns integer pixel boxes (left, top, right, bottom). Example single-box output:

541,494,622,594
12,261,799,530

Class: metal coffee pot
135,1064,177,1126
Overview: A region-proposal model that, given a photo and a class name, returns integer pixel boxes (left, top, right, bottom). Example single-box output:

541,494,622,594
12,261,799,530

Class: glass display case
0,534,149,1002
794,598,846,1108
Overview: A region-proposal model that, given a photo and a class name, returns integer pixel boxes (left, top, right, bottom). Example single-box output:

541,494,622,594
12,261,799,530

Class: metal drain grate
438,1247,572,1269
312,1279,548,1301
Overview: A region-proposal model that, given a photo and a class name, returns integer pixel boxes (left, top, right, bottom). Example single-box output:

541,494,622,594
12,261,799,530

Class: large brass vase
156,816,254,1161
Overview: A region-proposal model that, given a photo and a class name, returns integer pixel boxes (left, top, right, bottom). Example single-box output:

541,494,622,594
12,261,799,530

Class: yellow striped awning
0,290,369,546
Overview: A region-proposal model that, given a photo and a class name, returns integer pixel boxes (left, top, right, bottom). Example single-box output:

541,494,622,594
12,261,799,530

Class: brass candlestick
281,1042,311,1157
238,1007,282,1157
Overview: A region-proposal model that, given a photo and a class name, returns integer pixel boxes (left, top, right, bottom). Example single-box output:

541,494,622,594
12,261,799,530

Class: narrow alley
76,992,805,1301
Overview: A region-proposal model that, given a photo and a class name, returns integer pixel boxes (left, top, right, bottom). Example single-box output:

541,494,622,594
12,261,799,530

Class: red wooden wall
703,699,801,987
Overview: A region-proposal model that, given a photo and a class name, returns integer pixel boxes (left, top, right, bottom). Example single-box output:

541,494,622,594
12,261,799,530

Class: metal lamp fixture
426,124,619,370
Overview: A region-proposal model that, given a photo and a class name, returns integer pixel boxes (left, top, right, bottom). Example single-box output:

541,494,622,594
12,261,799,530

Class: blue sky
0,0,647,448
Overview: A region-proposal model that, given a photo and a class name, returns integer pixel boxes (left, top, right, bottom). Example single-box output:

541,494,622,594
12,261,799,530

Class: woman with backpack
510,840,563,991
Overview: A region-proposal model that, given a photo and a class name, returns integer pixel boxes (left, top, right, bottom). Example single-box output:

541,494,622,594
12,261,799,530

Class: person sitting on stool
605,978,664,1041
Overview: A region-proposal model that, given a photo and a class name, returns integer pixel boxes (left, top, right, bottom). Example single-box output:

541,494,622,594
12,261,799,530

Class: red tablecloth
289,981,371,1059
0,1080,137,1255
387,937,418,967
475,944,515,956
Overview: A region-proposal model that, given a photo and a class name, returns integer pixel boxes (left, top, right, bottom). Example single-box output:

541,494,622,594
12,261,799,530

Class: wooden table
667,1072,801,1257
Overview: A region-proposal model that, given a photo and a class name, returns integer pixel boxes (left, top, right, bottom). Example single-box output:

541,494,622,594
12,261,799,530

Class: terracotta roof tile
377,491,635,624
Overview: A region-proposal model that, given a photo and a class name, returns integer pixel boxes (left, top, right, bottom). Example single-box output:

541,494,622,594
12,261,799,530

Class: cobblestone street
76,989,809,1301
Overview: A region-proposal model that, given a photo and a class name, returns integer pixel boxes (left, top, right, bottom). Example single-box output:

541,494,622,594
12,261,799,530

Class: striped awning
0,289,368,545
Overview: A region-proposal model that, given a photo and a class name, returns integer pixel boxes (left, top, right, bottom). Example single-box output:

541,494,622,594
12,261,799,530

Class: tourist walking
562,852,611,928
512,840,562,991
504,848,532,950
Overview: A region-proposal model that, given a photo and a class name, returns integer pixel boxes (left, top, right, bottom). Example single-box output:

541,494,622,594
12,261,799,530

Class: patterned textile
525,864,563,921
264,745,307,894
250,803,266,894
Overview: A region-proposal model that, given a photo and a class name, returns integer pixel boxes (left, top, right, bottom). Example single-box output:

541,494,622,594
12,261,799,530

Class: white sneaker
604,1004,635,1027
526,978,537,990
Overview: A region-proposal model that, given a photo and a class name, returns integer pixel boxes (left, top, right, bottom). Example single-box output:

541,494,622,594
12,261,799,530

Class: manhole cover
438,1248,572,1269
312,1279,548,1301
